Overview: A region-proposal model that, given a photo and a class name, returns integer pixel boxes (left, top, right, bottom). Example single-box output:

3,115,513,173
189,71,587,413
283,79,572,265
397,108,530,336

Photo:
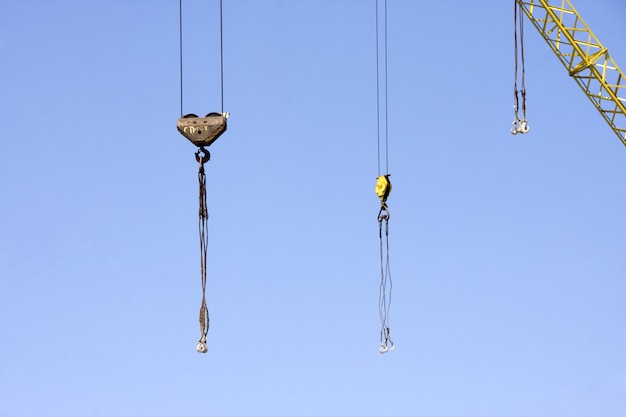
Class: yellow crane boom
515,0,626,146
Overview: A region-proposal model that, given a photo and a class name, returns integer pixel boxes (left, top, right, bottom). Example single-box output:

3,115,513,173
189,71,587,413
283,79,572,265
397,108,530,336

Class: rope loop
378,203,390,223
512,1,530,135
377,198,393,353
379,326,395,354
196,149,210,353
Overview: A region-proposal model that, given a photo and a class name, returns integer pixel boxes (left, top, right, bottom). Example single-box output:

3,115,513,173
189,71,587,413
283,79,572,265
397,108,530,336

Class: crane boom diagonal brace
515,0,626,146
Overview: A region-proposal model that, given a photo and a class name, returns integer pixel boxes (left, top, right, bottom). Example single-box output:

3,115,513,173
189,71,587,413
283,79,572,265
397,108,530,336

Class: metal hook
195,147,211,164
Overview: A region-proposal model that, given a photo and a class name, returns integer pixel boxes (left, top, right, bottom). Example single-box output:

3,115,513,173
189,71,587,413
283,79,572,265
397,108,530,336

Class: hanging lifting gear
512,1,529,135
177,112,229,147
376,174,394,354
195,146,210,354
177,114,228,354
374,0,395,355
375,174,392,203
178,0,228,354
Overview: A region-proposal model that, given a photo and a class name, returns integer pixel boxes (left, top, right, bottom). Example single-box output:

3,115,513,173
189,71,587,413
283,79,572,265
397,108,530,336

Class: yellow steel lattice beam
516,0,626,146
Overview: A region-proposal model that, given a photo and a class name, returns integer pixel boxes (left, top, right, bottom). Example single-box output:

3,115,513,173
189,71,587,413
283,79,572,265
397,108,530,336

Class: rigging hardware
512,0,530,135
178,0,229,354
514,0,626,145
375,0,394,355
177,112,229,148
196,147,210,354
376,174,393,354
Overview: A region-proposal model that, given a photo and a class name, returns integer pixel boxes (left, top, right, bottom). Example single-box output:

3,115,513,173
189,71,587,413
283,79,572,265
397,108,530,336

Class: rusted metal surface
177,112,228,147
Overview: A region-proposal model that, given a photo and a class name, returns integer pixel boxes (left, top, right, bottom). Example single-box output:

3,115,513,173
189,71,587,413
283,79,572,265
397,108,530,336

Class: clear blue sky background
1,1,625,416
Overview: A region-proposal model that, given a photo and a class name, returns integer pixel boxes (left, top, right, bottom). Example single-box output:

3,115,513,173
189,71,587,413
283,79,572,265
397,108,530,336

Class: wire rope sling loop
512,0,530,135
375,174,394,354
177,0,229,354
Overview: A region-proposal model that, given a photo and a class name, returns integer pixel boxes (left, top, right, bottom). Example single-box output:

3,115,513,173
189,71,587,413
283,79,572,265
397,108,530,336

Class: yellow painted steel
375,175,392,203
515,0,626,146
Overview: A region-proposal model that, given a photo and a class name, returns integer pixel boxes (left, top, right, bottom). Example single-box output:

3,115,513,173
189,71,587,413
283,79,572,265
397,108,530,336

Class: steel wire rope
219,0,224,113
179,0,184,117
383,0,389,174
375,0,381,177
378,204,393,352
197,152,210,353
518,2,526,121
512,1,529,134
179,0,225,115
375,0,390,175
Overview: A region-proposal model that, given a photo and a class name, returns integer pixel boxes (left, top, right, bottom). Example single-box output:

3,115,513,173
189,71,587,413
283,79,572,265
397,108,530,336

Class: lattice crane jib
515,0,626,146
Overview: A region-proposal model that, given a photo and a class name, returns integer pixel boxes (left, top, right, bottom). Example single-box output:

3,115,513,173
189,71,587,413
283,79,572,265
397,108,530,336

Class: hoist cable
375,0,381,177
219,0,224,113
179,0,184,117
514,2,518,107
383,0,389,174
179,0,225,116
375,0,390,176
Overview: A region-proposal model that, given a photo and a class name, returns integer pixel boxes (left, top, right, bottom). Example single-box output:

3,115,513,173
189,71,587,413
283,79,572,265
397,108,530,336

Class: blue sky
1,1,625,416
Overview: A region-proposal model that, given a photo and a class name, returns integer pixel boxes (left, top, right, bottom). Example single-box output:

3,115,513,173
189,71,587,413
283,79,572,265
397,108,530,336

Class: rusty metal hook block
177,112,229,148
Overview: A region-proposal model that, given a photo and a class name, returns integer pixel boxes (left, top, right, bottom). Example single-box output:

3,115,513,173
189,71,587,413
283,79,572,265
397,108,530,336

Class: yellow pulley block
375,174,392,203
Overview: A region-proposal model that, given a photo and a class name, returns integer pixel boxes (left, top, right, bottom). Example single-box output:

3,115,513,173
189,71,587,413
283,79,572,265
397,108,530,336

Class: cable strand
384,0,389,174
180,0,225,115
219,0,224,113
378,207,393,353
179,0,184,117
519,6,526,120
375,0,381,177
511,1,529,134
